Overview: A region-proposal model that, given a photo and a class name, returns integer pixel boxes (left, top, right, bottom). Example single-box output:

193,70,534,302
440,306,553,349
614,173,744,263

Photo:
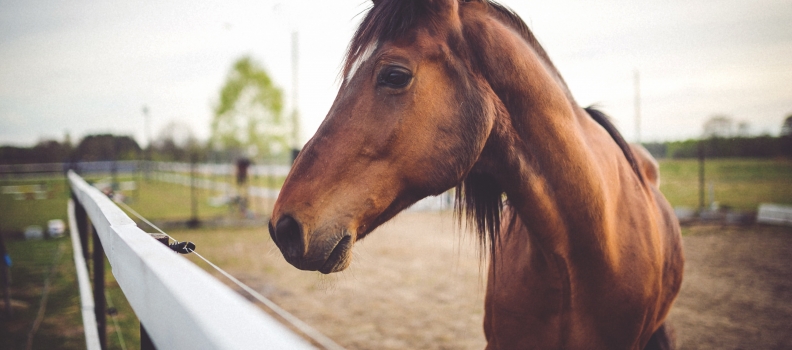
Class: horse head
269,0,505,273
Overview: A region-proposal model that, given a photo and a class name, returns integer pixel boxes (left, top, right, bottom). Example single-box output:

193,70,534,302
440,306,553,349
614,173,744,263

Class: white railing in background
0,159,451,211
67,170,315,349
152,171,281,200
151,161,291,178
757,203,792,226
151,169,453,211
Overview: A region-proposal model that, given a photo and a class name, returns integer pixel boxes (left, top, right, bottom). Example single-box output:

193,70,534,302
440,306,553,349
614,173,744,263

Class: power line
634,69,641,144
104,291,128,350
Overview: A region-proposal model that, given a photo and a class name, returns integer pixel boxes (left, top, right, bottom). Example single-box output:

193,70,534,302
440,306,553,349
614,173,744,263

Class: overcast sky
1,0,790,147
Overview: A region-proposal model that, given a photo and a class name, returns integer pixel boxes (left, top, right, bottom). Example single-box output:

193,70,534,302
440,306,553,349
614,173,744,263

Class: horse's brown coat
270,1,683,349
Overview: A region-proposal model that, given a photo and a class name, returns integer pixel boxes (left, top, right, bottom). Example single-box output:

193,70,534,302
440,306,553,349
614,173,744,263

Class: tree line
1,131,790,165
0,134,207,165
0,135,141,164
643,135,791,159
642,115,792,159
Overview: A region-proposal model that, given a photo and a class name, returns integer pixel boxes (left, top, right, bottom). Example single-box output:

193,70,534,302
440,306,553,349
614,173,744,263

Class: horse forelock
343,0,441,80
343,1,568,90
345,41,378,82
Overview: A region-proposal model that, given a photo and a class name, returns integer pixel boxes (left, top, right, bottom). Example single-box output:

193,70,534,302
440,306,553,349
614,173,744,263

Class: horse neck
471,17,617,258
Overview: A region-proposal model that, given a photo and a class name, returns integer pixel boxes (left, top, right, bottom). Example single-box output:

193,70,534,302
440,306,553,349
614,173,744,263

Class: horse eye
379,68,412,88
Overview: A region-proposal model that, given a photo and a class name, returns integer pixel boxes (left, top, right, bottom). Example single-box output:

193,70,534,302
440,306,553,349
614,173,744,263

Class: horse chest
484,221,659,349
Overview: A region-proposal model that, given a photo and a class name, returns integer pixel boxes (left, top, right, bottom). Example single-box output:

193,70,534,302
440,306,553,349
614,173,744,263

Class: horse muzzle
268,215,354,274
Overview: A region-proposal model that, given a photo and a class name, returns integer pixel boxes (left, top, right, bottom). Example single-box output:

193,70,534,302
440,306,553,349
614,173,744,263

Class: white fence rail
66,199,102,350
68,170,315,349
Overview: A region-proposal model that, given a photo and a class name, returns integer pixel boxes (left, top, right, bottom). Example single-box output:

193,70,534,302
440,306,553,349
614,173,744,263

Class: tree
735,121,751,137
782,115,792,137
782,115,792,157
211,56,286,159
152,121,200,161
74,134,141,161
0,140,71,164
702,115,733,138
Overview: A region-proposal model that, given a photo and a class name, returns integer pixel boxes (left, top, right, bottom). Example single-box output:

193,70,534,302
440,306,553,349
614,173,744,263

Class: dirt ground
183,212,792,350
668,224,792,350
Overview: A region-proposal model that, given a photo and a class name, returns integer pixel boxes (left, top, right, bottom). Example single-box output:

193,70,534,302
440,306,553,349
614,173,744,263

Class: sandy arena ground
184,212,792,350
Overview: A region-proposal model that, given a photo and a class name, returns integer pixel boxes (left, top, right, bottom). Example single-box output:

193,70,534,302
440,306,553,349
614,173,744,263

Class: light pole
142,106,151,180
290,30,301,163
634,70,641,144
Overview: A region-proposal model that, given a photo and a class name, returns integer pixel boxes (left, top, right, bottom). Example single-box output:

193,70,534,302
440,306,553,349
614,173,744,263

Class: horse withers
269,1,683,349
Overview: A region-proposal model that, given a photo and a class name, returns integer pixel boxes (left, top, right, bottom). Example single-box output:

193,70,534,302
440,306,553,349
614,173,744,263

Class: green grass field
133,173,283,222
659,158,792,210
0,178,70,235
0,172,281,234
0,238,138,350
1,159,791,349
127,179,232,221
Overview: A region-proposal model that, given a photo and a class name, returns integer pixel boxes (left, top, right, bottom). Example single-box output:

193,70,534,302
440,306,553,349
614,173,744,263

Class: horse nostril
268,221,277,242
274,215,304,259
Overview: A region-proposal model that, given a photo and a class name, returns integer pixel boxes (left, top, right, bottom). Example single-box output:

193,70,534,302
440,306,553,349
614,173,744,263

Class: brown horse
269,1,683,349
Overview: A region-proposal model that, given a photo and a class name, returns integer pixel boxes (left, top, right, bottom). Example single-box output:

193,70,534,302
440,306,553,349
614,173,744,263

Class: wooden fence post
0,234,11,318
90,222,107,350
698,141,706,211
73,193,90,263
188,155,200,229
140,324,156,350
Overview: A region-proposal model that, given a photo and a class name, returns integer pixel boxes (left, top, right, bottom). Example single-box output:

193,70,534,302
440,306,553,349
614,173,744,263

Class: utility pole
634,70,641,144
290,30,301,164
187,152,200,229
142,106,152,180
698,141,706,211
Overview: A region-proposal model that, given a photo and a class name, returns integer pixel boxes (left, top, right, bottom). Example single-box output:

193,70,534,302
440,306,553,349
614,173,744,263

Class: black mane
585,107,646,184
